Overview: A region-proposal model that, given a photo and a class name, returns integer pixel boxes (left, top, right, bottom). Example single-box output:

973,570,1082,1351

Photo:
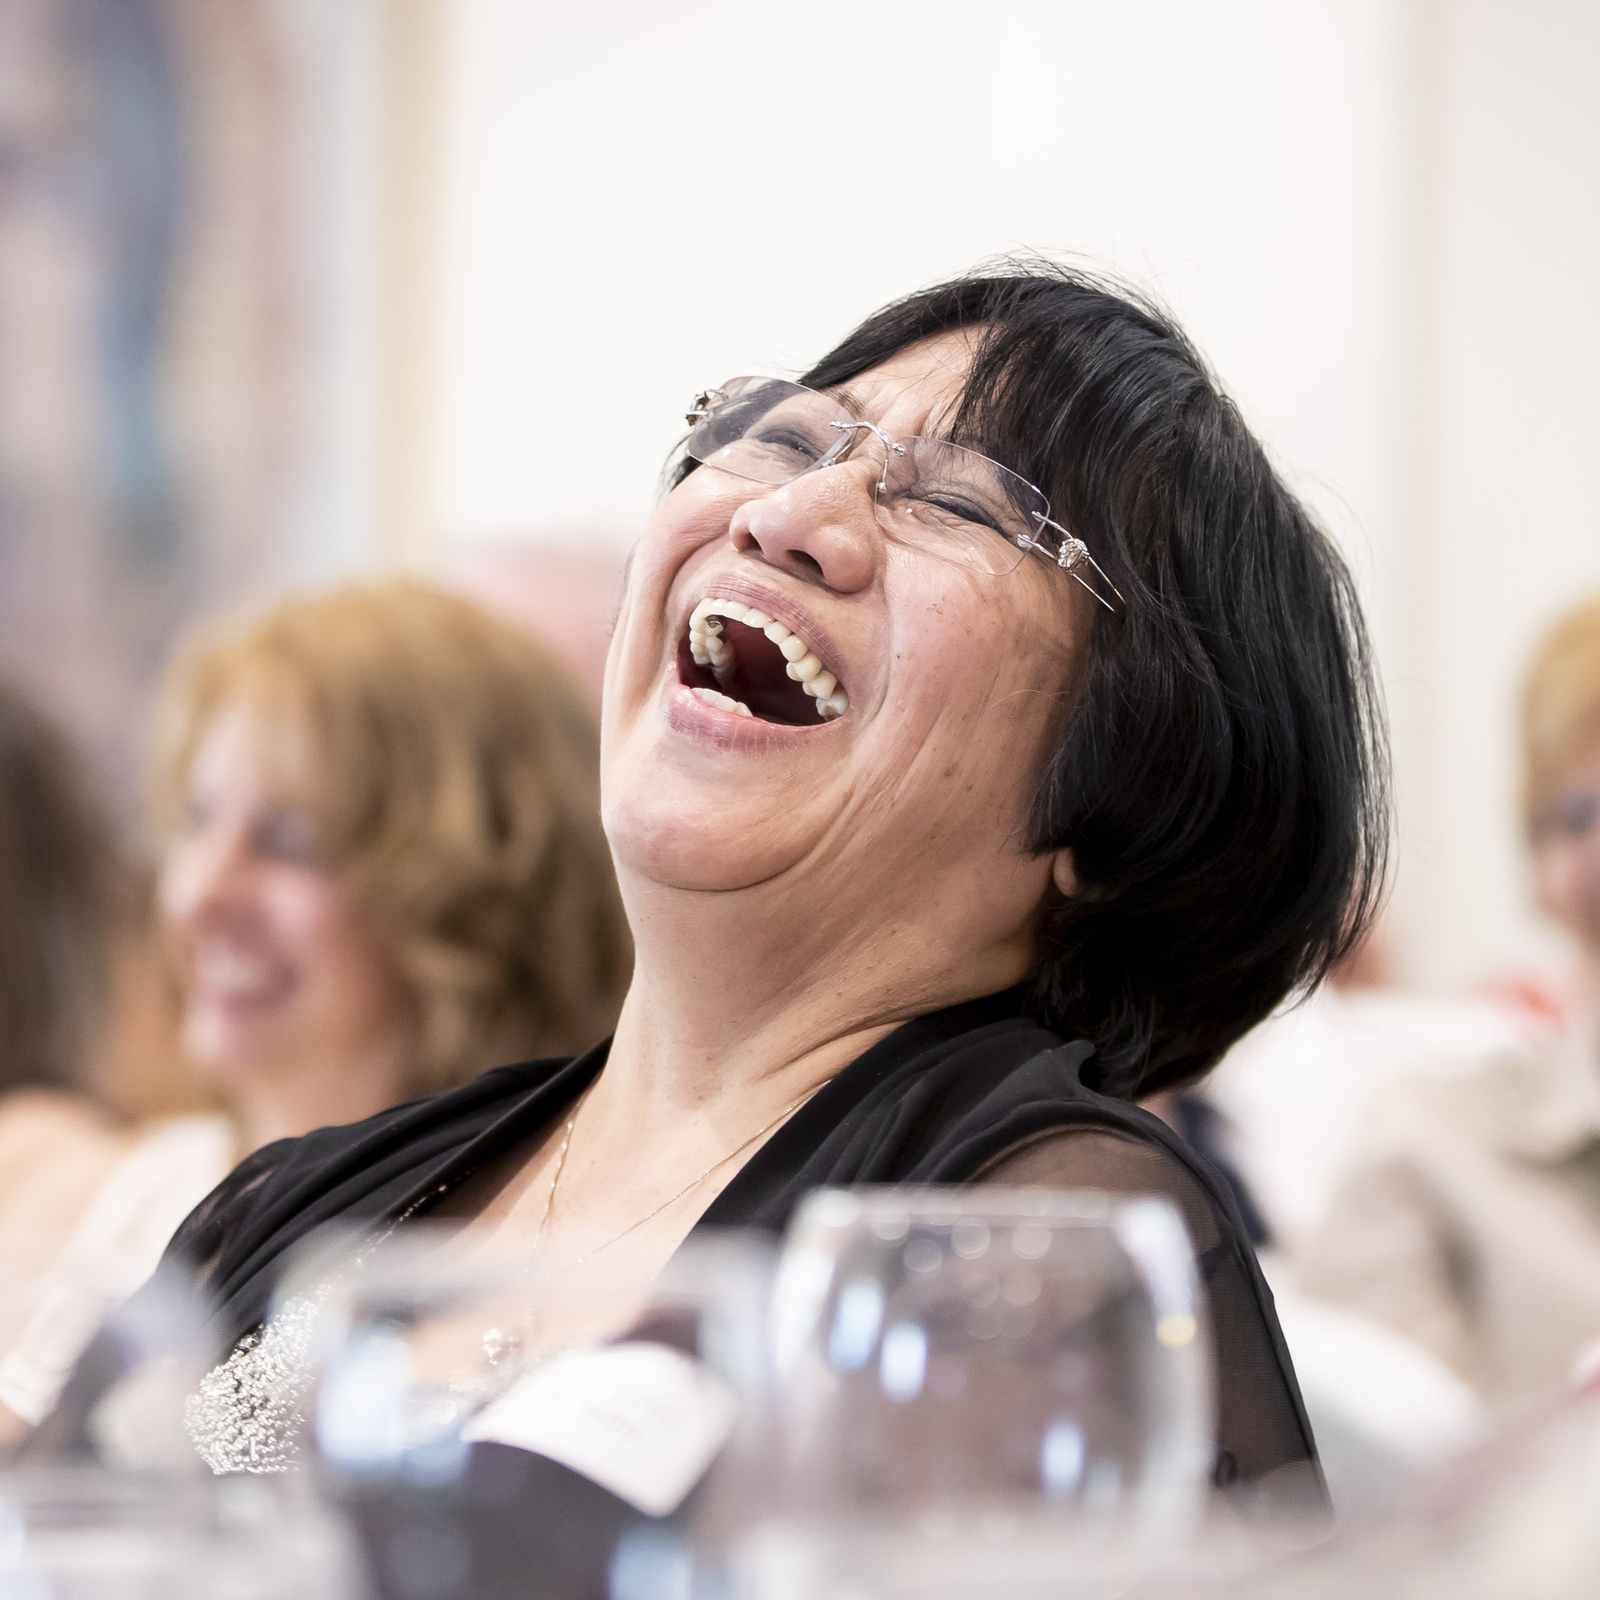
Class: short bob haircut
152,580,632,1093
1520,592,1600,837
0,681,126,1095
675,261,1390,1099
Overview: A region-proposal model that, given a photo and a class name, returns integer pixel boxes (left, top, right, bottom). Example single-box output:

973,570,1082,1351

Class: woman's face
1533,740,1600,961
158,700,409,1088
602,331,1085,980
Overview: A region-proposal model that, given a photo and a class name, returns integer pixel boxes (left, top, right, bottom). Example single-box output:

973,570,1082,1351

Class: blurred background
2,0,1597,993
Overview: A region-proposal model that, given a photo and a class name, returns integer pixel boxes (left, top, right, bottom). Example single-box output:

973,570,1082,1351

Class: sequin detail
183,1199,430,1475
184,1290,326,1474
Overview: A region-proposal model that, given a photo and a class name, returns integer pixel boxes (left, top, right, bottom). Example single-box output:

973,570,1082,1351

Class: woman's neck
606,960,897,1125
593,870,1034,1135
225,1039,411,1155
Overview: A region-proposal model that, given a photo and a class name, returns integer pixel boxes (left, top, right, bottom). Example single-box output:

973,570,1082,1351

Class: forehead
188,692,318,800
825,328,981,436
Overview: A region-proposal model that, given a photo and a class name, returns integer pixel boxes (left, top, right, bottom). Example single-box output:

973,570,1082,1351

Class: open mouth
677,596,849,725
191,944,293,1009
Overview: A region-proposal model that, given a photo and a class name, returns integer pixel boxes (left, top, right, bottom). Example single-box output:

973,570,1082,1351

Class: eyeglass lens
685,378,1052,578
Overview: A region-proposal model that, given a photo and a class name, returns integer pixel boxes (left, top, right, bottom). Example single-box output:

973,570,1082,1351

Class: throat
716,620,818,724
606,968,894,1145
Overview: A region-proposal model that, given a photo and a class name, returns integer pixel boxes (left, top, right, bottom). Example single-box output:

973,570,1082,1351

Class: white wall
1391,0,1600,987
432,0,1408,561
422,0,1600,991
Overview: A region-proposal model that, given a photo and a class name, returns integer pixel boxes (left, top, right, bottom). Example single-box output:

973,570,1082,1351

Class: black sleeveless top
48,989,1323,1517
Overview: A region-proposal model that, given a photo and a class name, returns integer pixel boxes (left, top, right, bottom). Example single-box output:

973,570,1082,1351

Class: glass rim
792,1184,1184,1230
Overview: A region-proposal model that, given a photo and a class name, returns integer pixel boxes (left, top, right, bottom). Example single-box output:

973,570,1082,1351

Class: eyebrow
822,384,962,443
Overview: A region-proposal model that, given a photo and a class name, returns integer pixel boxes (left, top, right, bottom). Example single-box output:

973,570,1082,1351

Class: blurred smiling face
601,331,1084,976
158,698,408,1085
1533,740,1600,960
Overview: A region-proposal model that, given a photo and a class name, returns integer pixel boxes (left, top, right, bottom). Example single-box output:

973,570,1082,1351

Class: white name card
461,1341,741,1517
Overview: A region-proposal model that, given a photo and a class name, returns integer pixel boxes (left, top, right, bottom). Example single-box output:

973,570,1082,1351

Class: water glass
723,1186,1213,1598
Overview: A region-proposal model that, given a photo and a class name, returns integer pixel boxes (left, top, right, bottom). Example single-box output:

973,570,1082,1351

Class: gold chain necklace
538,1077,823,1257
477,1078,823,1373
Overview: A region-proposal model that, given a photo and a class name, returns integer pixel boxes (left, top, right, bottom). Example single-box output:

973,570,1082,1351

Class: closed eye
912,492,1007,534
252,807,323,865
1557,791,1599,839
751,426,824,462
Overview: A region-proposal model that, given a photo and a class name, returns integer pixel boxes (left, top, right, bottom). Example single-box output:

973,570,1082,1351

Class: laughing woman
62,264,1385,1503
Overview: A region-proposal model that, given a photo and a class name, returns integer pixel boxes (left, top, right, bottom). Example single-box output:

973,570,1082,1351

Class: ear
1050,848,1078,899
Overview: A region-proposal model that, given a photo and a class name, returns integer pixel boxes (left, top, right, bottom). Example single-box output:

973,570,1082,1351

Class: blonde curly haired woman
151,578,629,1146
0,579,629,1436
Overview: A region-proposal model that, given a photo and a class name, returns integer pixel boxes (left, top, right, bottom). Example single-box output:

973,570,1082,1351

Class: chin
602,783,802,893
183,1016,292,1088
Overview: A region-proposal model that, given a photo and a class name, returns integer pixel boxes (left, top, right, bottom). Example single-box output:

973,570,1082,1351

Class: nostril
728,478,875,593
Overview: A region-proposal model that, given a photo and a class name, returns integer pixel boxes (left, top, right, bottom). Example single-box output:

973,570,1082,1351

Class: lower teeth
690,685,753,718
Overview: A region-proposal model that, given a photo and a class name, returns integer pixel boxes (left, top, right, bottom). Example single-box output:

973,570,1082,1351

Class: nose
727,457,879,594
160,824,255,936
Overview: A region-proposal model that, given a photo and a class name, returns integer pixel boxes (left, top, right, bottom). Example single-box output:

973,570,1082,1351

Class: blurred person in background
0,681,132,1349
1515,594,1600,1029
151,578,629,1149
0,579,631,1439
1300,592,1600,1410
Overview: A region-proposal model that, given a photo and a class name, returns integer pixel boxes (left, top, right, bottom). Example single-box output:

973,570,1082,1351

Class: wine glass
0,1467,358,1599
281,1220,630,1600
284,1222,779,1600
724,1185,1214,1599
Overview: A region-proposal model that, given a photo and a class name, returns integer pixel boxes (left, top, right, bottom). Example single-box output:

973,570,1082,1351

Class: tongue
717,621,819,725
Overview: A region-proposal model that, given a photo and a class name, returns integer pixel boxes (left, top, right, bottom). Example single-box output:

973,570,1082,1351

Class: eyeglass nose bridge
822,419,907,496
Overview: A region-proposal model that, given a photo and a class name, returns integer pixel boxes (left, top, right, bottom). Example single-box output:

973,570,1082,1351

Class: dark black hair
798,261,1390,1098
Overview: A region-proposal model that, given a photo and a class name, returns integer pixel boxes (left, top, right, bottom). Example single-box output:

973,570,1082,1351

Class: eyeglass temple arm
1028,516,1126,614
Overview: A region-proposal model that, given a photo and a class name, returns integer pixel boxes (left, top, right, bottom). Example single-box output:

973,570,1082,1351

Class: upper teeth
687,597,849,721
194,948,279,994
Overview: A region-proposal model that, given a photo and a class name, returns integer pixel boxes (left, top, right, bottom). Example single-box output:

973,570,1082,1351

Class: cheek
1577,837,1600,927
157,834,222,930
876,667,1049,856
278,881,392,997
154,862,198,990
647,478,743,568
608,490,730,680
891,583,1065,759
154,853,191,933
1533,846,1578,922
